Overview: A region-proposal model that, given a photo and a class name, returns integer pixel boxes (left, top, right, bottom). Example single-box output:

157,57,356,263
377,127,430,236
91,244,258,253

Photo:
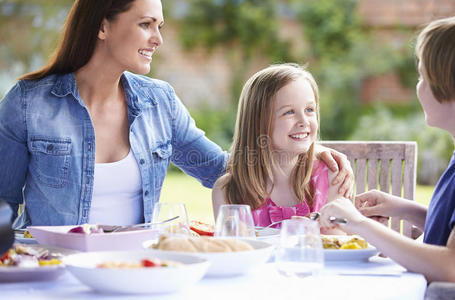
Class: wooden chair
319,141,421,238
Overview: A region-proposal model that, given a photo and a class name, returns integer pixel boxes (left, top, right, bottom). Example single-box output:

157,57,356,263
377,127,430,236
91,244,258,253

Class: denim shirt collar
49,72,156,117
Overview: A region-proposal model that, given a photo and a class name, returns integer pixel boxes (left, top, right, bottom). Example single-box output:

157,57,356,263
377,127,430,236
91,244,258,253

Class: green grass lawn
160,172,436,224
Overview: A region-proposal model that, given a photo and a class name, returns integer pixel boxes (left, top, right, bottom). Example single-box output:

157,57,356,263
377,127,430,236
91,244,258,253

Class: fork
104,216,180,233
255,220,286,230
309,212,348,224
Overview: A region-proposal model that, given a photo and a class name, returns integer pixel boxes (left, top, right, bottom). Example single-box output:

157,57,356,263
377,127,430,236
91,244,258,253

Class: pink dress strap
251,160,330,228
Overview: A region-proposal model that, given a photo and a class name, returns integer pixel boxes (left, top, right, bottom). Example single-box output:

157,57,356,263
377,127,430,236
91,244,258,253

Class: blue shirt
424,151,455,246
0,72,228,227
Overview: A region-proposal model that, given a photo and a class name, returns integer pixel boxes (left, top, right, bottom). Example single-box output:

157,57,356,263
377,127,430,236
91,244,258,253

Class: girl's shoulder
312,159,330,177
213,173,231,190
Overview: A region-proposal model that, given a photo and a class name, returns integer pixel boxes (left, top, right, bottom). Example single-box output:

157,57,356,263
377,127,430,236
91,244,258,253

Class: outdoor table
1,256,427,300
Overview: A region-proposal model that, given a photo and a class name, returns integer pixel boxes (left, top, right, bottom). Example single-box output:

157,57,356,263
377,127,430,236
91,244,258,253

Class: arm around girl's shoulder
211,173,230,219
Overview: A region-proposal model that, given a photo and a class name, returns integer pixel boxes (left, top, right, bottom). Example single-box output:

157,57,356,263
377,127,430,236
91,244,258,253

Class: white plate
63,250,209,294
14,233,37,244
256,227,280,238
322,235,378,261
324,247,378,261
0,265,65,282
0,244,76,282
255,228,280,245
145,238,275,277
28,225,159,252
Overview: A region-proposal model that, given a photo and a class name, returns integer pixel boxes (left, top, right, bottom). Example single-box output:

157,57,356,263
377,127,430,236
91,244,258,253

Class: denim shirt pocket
151,142,172,190
29,137,72,188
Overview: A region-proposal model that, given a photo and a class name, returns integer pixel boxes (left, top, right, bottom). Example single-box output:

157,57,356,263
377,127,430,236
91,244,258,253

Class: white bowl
28,225,159,251
144,238,274,277
63,250,210,294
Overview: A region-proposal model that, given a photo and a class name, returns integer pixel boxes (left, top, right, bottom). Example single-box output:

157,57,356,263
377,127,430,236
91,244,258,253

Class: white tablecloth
0,257,426,300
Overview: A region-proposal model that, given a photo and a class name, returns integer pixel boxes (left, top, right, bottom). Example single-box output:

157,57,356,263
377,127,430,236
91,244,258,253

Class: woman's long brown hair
223,63,320,210
18,0,136,81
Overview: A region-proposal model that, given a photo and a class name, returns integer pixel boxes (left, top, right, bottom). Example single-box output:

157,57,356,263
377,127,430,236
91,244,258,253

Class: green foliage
178,0,291,62
296,0,361,61
349,106,453,184
190,107,236,151
292,0,407,140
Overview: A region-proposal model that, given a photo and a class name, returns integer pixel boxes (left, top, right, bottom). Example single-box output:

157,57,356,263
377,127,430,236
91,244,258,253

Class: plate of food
322,235,378,261
27,224,160,252
14,230,37,244
144,235,275,277
0,244,74,282
63,250,209,294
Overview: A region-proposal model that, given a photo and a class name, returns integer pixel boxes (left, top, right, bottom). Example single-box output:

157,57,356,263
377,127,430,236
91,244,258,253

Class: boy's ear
98,18,108,40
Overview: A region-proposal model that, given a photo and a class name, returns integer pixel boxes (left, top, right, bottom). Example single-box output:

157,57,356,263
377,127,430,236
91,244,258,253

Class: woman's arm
167,85,228,188
0,82,29,221
320,197,455,282
211,174,229,220
314,144,354,198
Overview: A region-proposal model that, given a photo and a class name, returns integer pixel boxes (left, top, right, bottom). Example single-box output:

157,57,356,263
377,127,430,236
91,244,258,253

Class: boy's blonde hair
416,16,455,102
223,63,320,210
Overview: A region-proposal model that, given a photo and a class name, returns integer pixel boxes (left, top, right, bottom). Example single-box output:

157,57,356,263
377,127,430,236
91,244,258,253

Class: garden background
1,0,454,223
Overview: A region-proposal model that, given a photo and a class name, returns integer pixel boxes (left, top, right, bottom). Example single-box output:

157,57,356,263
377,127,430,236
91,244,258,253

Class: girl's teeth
290,133,308,139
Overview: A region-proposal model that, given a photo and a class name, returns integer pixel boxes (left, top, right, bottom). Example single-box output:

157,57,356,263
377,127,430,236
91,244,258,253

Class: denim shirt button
144,190,149,196
139,159,145,165
47,144,54,151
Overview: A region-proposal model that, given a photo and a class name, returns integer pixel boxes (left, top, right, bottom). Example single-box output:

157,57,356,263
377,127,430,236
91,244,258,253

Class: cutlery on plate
309,212,348,225
104,215,180,233
255,220,285,230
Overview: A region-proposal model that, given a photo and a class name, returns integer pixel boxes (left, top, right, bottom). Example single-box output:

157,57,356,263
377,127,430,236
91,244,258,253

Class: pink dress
252,160,330,228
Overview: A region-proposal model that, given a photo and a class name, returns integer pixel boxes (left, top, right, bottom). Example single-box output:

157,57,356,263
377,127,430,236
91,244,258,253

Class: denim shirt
0,72,228,227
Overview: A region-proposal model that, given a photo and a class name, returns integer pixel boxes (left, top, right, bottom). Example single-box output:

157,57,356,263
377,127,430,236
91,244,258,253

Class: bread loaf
153,235,254,252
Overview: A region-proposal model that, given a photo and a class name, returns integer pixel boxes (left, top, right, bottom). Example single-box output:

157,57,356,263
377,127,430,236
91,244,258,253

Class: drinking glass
275,218,324,277
151,202,190,236
214,204,256,238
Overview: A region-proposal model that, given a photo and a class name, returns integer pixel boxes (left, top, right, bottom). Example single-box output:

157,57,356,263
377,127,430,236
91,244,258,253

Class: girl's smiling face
271,76,318,160
99,0,164,74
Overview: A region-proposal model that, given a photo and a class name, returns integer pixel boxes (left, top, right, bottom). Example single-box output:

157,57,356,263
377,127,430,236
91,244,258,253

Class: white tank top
89,150,144,225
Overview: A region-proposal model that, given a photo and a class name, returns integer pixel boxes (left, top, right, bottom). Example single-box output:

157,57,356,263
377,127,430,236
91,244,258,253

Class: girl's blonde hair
223,63,320,210
416,16,455,102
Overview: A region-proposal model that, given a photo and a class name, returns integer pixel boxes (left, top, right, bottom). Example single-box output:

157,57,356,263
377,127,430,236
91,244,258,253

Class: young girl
319,16,455,282
212,64,348,229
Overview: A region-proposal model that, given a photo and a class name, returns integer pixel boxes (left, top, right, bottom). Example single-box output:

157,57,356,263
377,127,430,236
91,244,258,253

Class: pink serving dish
27,225,160,252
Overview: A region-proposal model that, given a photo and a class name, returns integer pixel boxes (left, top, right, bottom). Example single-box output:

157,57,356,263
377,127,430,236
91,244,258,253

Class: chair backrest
319,141,418,238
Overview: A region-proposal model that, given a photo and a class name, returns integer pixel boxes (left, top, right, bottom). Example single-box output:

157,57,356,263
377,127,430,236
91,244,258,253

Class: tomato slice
190,221,215,236
141,259,161,267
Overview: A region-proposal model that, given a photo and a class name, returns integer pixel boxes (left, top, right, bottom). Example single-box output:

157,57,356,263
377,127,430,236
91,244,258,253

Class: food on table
190,221,215,236
68,224,104,234
321,235,368,250
97,258,181,269
0,245,62,267
152,235,254,253
23,230,34,239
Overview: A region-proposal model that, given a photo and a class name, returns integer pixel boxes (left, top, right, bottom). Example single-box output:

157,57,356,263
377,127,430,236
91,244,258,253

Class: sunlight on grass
160,172,214,224
160,172,436,225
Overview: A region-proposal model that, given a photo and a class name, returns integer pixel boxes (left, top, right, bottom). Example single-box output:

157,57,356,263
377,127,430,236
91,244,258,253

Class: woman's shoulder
16,73,62,93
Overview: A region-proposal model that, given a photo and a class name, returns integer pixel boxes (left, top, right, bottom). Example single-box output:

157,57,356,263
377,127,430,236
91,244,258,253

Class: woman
0,0,352,228
319,16,455,282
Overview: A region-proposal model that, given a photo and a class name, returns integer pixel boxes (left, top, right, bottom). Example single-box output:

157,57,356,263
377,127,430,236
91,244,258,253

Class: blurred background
1,0,454,222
